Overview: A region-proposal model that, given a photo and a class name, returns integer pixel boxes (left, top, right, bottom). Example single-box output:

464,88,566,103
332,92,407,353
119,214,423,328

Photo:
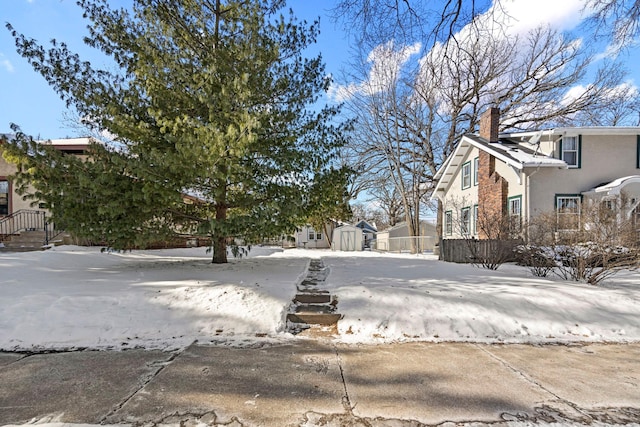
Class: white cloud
560,80,639,108
594,42,624,61
560,84,589,106
329,82,359,103
490,0,586,37
329,41,421,102
1,56,14,73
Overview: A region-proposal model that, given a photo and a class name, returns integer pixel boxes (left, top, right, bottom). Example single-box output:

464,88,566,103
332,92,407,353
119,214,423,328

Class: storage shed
331,225,364,251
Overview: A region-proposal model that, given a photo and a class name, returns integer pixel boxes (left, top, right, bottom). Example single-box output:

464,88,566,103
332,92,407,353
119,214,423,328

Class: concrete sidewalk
1,341,639,426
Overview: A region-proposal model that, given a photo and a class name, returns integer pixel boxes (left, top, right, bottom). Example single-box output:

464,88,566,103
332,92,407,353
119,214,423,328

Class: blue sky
0,0,349,139
2,0,640,139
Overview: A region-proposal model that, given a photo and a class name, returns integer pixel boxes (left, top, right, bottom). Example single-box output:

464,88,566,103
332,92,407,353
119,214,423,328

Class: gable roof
355,219,377,232
433,133,567,197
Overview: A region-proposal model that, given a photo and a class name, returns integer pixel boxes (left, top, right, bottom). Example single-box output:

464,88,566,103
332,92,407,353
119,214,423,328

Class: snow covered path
0,246,639,351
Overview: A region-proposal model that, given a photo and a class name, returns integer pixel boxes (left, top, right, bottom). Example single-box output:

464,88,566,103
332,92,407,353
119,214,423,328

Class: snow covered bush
519,203,640,285
514,244,555,277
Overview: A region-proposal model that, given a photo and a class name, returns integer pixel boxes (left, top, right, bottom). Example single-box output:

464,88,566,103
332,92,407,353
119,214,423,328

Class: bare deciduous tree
331,0,483,51
336,1,640,250
342,20,639,241
367,177,405,227
334,0,640,52
585,0,640,49
416,24,639,143
340,41,434,250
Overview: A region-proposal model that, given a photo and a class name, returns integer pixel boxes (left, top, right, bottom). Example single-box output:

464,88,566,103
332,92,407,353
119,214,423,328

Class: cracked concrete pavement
1,341,639,426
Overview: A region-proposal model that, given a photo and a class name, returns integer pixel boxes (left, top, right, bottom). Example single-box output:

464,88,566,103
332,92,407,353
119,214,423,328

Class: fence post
44,218,49,245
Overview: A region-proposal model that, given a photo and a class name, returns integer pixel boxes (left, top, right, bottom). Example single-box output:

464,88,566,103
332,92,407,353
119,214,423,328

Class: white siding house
433,108,640,240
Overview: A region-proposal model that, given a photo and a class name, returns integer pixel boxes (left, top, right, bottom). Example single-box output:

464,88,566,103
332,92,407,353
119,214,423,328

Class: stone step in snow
1,231,47,251
286,258,342,333
287,312,342,326
0,246,42,252
293,293,331,304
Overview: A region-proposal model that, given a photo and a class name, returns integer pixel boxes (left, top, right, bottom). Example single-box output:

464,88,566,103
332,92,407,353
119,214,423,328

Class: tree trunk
323,222,332,246
212,204,228,264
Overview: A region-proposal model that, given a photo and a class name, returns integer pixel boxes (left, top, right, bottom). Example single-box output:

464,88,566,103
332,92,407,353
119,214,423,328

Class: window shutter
558,139,562,160
637,135,640,169
577,134,582,168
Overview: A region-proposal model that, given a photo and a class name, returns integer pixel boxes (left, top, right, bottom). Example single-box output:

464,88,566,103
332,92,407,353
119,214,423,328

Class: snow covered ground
1,245,639,351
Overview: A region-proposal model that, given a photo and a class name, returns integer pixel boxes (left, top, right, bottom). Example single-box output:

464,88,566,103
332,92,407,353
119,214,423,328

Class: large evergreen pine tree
4,0,349,263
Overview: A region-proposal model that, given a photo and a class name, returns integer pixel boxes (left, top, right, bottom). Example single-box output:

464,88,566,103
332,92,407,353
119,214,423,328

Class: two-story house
1,136,93,248
433,108,640,240
1,136,93,217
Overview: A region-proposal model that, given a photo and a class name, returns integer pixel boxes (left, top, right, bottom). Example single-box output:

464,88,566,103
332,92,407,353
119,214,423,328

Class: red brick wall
477,147,508,239
479,107,500,143
476,108,508,239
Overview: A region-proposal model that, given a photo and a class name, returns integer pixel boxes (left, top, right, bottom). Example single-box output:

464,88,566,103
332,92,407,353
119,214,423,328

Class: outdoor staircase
287,259,342,335
0,230,47,252
0,210,61,252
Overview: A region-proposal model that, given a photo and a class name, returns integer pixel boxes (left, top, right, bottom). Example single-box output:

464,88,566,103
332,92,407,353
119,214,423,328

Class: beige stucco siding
494,159,525,199
1,153,42,214
440,146,480,238
527,134,640,216
580,134,638,174
537,137,555,156
0,152,16,177
442,146,479,207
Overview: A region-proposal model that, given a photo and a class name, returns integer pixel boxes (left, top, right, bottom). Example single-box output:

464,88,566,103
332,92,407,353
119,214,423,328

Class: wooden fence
438,239,522,263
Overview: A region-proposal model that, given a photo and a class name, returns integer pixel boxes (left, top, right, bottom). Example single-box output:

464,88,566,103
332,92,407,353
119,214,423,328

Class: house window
599,199,617,223
508,195,522,232
308,229,322,241
461,161,471,189
461,207,471,235
445,210,453,236
0,180,9,216
473,204,478,234
473,157,479,186
560,136,580,168
556,195,581,231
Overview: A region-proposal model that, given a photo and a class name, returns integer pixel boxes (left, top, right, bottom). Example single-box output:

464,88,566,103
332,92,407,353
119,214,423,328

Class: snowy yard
1,245,639,351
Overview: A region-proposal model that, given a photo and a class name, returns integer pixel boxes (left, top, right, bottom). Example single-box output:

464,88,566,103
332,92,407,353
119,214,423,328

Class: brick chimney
477,107,508,239
479,107,500,143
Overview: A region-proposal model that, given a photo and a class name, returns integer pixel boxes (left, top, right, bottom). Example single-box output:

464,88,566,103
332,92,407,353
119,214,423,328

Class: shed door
340,230,356,251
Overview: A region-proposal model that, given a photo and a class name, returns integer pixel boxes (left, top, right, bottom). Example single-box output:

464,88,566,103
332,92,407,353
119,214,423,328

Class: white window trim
473,204,478,234
508,195,522,232
461,162,471,189
308,228,317,241
561,136,579,168
461,207,471,235
473,157,479,186
556,195,582,231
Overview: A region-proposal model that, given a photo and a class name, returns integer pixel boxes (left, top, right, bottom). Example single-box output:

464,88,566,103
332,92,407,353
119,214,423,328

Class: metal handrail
0,209,52,245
